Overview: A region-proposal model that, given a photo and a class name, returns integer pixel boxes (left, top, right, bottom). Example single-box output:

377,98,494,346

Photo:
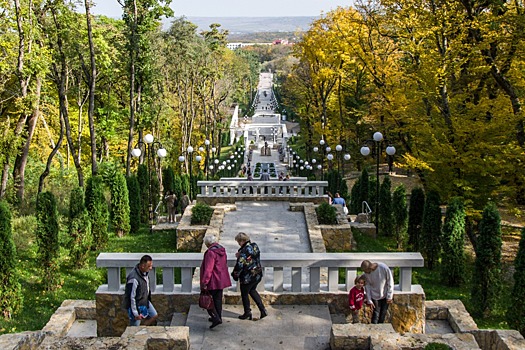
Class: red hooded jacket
200,243,232,290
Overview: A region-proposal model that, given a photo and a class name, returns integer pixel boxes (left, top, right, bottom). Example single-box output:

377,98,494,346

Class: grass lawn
352,229,513,330
0,220,177,335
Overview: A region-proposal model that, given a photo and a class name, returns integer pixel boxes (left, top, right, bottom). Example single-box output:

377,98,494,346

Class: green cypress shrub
162,166,175,194
408,187,425,251
507,228,525,336
137,164,149,224
36,192,60,290
350,178,361,214
421,190,442,270
392,185,408,249
191,203,214,225
359,168,369,209
0,201,22,318
85,175,109,250
109,171,131,237
68,187,92,267
316,202,338,225
441,197,466,286
181,174,190,197
379,176,393,236
471,202,502,317
126,175,141,234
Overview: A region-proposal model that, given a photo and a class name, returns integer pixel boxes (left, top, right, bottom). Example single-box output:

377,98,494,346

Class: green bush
191,203,214,225
379,176,393,236
392,185,408,249
441,197,466,286
137,164,149,224
316,202,337,225
424,343,451,350
36,192,60,290
67,188,92,268
109,171,131,237
85,175,109,249
422,190,442,270
408,187,425,251
0,201,23,318
471,202,502,317
507,228,525,336
126,175,141,234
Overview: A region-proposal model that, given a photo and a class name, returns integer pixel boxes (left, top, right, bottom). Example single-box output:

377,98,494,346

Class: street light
179,146,195,200
360,131,396,237
132,133,167,233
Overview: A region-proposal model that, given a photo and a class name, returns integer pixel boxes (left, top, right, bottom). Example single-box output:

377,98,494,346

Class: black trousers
371,298,389,324
240,280,264,314
207,289,223,321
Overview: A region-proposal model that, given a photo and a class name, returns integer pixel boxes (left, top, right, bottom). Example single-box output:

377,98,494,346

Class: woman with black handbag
200,235,231,329
231,232,267,321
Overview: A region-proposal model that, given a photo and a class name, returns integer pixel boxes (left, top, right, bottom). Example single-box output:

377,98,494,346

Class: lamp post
319,139,325,178
204,139,211,180
179,146,195,200
132,133,167,233
360,131,396,237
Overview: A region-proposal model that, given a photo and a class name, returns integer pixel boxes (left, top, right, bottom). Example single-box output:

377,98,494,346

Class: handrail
362,201,372,215
96,252,423,294
197,180,328,197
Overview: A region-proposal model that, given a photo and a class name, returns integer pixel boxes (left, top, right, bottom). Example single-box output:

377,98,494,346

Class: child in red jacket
348,274,366,323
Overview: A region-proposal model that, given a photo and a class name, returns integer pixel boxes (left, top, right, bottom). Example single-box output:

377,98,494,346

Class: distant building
226,42,272,50
273,39,289,45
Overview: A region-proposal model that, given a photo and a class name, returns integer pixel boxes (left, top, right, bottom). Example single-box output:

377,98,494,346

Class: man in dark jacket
123,255,158,326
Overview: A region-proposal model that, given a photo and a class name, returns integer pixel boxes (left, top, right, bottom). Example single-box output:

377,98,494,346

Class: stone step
186,304,332,350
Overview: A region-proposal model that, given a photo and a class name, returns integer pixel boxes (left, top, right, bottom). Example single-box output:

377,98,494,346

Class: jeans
207,289,223,322
128,301,157,326
371,298,389,324
240,279,264,314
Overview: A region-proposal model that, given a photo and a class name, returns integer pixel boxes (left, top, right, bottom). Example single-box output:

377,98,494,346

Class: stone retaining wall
0,299,190,350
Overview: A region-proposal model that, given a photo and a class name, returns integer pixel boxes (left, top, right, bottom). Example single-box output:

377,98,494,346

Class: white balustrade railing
96,252,424,294
196,180,328,197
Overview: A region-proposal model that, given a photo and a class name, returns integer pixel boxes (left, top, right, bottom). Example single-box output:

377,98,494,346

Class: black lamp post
360,131,396,237
132,133,167,233
179,145,195,200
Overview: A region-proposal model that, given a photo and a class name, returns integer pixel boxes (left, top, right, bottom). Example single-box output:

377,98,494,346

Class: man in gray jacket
361,260,394,324
123,255,158,326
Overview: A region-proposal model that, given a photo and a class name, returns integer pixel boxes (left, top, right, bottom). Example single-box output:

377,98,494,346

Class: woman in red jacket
200,235,232,329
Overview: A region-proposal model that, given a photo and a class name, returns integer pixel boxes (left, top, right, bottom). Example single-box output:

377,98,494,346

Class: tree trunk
85,0,98,175
126,0,138,177
13,77,42,202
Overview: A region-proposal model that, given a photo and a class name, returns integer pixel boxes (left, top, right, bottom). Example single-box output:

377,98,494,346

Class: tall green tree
392,184,408,249
85,175,109,249
0,201,22,318
471,202,502,317
507,228,525,336
441,197,466,286
36,191,60,290
107,169,130,237
379,175,393,236
408,188,425,251
421,190,442,269
67,187,92,267
126,175,141,234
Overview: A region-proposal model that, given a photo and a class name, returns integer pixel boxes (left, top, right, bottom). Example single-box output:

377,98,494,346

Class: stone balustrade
196,180,328,200
96,252,423,294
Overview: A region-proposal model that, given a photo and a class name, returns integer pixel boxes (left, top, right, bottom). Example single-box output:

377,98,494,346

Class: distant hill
163,16,316,34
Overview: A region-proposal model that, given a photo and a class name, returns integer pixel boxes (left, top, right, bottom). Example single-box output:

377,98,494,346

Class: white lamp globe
320,139,325,145
131,148,142,158
211,147,217,153
360,146,371,156
187,146,194,153
344,154,351,161
386,146,396,156
195,155,202,162
214,159,219,164
204,139,210,146
157,148,167,158
373,132,383,142
327,154,334,161
209,165,214,170
313,147,318,152
336,145,342,152
198,146,204,152
317,165,322,170
178,155,185,162
326,147,331,153
300,166,304,170
227,166,231,170
144,133,154,144
312,159,317,164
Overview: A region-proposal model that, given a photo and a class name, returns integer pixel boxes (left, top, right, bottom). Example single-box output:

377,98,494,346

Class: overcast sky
91,0,352,18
